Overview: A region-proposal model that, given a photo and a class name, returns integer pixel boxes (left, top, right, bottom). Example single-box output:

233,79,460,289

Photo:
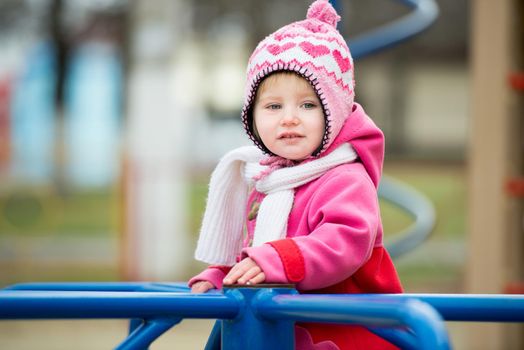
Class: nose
280,107,299,126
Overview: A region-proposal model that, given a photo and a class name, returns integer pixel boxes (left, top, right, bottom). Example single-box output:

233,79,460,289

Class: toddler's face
253,73,325,160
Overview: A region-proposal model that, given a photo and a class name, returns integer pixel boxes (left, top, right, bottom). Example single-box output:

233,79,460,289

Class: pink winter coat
189,103,402,350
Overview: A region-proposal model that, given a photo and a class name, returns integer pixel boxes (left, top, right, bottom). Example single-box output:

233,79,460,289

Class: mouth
278,132,304,139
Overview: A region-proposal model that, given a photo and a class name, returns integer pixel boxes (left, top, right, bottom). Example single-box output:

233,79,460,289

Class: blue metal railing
0,283,446,349
379,175,436,258
2,283,524,349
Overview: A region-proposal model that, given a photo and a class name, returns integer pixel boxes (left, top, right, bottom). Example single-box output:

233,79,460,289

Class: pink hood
321,102,384,188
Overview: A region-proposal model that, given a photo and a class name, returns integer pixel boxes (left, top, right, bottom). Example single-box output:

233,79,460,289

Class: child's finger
223,258,257,285
247,272,266,285
237,265,262,284
191,281,213,293
223,264,248,285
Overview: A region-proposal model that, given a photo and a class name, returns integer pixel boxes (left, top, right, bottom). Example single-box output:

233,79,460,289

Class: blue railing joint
369,327,419,350
221,287,296,349
223,288,247,321
397,298,450,349
250,287,298,321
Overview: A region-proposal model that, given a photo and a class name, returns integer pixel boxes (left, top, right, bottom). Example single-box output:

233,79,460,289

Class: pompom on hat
241,0,355,156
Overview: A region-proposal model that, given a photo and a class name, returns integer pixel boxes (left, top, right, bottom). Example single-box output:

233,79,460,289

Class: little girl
189,1,403,349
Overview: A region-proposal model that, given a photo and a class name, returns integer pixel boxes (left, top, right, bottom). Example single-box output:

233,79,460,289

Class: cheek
311,114,326,140
254,112,274,133
253,114,273,144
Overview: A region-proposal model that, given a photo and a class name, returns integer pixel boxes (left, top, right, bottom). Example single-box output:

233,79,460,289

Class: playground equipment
379,175,435,258
1,282,524,349
467,0,524,348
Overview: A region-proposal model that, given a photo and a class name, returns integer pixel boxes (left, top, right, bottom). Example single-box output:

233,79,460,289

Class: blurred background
0,0,522,349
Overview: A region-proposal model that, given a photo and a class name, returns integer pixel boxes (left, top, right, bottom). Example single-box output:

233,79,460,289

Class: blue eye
302,102,317,109
267,104,281,110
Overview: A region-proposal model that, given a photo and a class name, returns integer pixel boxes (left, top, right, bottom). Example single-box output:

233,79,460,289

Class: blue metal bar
129,319,144,336
254,291,450,350
291,293,524,322
3,287,524,323
204,320,222,350
382,294,524,322
116,318,181,350
0,291,239,320
3,286,524,348
329,0,342,14
379,175,436,258
349,0,439,59
369,327,419,350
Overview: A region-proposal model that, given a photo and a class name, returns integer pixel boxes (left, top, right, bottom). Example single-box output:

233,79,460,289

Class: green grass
0,187,119,236
380,200,413,238
395,263,464,292
0,262,120,287
383,162,466,240
188,179,209,240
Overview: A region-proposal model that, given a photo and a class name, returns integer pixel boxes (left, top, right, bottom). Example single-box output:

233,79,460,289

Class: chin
268,146,310,161
279,152,308,161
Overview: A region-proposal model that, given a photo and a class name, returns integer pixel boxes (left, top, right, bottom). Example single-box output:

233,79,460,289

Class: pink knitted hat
241,0,354,156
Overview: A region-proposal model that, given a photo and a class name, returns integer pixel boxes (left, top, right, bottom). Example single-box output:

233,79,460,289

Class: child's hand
191,281,214,293
223,257,265,286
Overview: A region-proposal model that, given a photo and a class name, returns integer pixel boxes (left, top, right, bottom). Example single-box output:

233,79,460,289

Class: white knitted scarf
194,143,358,265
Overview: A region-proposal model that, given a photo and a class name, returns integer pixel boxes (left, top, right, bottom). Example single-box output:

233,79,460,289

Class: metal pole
379,175,436,258
0,291,240,320
116,318,181,350
349,0,439,59
222,288,296,350
377,294,524,322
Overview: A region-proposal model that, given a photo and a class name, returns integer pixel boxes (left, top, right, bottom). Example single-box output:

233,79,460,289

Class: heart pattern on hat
266,42,296,56
299,42,330,58
333,49,351,73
